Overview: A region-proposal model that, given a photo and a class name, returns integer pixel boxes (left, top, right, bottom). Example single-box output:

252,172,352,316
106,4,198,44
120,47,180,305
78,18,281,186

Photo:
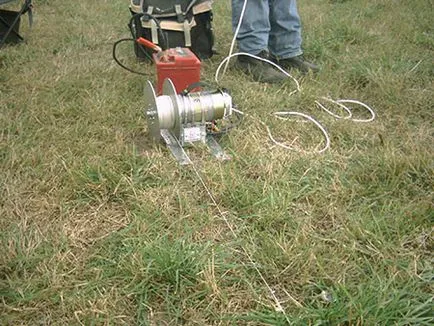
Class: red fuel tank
153,47,201,95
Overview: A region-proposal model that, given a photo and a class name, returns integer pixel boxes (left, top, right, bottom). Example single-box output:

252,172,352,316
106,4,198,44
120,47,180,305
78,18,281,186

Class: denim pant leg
269,0,303,59
231,0,270,55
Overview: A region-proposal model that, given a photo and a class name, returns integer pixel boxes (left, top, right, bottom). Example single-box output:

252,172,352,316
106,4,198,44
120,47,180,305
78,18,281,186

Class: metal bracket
160,129,190,165
206,135,231,161
160,130,230,165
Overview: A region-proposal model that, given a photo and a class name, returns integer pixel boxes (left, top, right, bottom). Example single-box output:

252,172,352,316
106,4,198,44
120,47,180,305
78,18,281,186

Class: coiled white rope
232,107,331,154
335,99,376,122
215,0,377,154
192,0,377,318
315,97,353,120
215,52,301,94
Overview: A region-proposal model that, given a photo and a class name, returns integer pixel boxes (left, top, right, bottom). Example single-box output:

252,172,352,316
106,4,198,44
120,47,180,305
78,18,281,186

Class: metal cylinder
146,79,234,143
156,95,176,129
179,91,232,125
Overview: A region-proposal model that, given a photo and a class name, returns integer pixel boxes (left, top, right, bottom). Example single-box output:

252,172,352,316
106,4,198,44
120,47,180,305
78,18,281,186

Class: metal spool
145,78,232,143
144,78,233,164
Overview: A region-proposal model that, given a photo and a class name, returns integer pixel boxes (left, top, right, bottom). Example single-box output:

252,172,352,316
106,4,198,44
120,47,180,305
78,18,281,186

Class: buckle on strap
175,4,184,23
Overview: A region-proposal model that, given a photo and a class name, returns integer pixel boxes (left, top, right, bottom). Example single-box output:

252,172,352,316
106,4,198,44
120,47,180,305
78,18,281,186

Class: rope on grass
201,0,378,318
215,1,377,155
172,135,291,320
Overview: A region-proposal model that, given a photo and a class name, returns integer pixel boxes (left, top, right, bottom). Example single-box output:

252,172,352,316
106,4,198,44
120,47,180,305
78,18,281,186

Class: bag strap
174,4,183,23
174,5,192,46
134,0,210,48
183,20,191,46
146,6,159,44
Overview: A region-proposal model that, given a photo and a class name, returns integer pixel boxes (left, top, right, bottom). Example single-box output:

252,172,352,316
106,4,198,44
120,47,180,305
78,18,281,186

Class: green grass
1,0,433,324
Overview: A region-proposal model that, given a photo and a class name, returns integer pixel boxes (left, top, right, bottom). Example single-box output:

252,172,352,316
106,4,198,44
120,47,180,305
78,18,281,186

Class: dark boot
274,55,320,74
235,51,287,83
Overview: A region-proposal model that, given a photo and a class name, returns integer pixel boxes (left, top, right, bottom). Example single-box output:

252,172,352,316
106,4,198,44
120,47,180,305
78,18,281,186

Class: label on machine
183,126,203,143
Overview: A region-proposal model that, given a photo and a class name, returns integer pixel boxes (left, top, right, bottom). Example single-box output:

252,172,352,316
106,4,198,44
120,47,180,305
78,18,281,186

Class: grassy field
1,0,433,324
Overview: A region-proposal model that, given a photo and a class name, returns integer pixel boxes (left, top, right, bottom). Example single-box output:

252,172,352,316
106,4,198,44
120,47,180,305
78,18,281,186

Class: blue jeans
231,0,303,59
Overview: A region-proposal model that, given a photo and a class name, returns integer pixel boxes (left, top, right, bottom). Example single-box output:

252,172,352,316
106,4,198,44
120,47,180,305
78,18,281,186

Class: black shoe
235,50,287,83
274,55,320,74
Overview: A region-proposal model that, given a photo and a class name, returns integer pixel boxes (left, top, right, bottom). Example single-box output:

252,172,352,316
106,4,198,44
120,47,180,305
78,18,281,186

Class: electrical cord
128,13,169,51
128,13,154,61
112,38,149,75
113,12,171,75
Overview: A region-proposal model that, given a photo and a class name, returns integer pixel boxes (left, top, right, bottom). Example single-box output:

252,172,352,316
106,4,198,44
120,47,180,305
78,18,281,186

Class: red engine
153,47,201,95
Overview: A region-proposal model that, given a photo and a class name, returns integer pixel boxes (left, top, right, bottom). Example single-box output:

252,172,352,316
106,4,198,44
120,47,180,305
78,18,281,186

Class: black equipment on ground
129,0,214,61
0,0,32,49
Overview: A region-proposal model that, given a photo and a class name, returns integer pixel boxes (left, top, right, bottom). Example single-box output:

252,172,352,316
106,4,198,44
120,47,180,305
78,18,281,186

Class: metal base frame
160,129,230,165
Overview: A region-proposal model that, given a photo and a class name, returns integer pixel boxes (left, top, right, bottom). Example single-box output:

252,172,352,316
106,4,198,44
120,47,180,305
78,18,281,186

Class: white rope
335,99,376,122
173,136,289,318
233,108,330,154
221,0,249,76
315,97,353,120
315,98,376,123
215,52,301,94
267,112,331,153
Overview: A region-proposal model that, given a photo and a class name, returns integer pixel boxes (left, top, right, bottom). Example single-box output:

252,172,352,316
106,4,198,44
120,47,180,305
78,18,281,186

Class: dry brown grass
1,0,433,324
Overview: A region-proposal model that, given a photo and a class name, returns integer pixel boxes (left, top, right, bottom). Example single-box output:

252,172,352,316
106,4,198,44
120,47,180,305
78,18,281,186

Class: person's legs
268,0,303,59
232,0,287,83
231,0,270,55
268,0,319,73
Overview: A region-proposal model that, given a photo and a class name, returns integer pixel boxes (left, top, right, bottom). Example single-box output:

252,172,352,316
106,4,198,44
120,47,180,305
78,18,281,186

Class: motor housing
145,78,233,164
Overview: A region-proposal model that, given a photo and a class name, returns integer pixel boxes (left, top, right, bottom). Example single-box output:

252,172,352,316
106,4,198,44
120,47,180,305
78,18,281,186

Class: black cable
112,38,148,75
185,0,199,14
181,81,213,95
128,13,169,51
112,13,170,75
127,13,154,61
